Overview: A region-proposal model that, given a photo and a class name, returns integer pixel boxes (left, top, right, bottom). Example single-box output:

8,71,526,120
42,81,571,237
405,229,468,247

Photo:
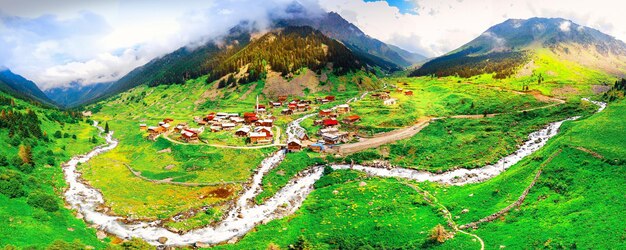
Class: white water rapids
61,99,606,246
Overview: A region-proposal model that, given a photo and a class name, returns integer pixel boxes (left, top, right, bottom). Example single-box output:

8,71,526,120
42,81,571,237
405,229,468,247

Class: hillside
411,17,626,79
0,90,105,248
0,69,56,107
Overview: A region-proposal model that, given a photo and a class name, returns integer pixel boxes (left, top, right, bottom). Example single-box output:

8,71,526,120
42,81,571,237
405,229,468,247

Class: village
138,87,415,154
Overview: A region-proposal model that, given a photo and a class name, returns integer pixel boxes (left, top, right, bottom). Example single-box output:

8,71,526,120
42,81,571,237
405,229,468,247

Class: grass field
216,98,625,249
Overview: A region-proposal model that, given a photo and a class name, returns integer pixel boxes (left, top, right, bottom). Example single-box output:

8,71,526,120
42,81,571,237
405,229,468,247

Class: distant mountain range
42,11,425,108
0,69,56,106
411,17,626,78
44,82,112,108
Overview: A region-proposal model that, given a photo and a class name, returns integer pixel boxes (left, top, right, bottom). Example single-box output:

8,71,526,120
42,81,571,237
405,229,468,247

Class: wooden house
295,130,309,141
325,95,336,101
163,118,174,123
197,120,208,126
383,98,397,105
139,124,147,131
254,127,273,138
309,143,325,153
278,95,288,102
204,113,216,121
336,104,351,114
221,123,236,130
255,119,273,127
181,129,199,142
210,125,222,132
319,109,333,117
281,109,293,115
288,103,297,111
249,132,271,144
287,139,303,151
343,115,361,124
235,127,251,137
313,119,324,126
296,103,309,112
243,113,258,124
323,119,339,127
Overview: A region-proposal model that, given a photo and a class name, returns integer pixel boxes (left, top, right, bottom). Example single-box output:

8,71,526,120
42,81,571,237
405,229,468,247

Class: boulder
461,208,470,214
158,237,168,244
96,230,107,240
359,181,367,187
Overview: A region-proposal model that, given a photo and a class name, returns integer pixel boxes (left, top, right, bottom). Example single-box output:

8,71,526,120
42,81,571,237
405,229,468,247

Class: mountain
44,82,112,108
0,69,56,106
411,17,626,79
277,12,426,68
80,22,402,106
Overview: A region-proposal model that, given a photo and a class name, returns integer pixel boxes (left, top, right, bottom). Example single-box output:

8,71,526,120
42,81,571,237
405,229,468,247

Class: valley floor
48,76,625,249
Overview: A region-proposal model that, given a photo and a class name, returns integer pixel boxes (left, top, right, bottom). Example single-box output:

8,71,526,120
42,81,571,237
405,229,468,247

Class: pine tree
18,145,33,165
104,122,110,134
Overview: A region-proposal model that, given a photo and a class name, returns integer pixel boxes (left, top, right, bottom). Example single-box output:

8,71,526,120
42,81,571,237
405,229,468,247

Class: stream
61,99,606,246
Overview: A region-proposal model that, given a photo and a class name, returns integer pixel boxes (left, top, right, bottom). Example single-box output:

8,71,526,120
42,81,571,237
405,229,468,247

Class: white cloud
2,0,626,89
318,0,626,57
559,20,571,32
0,0,325,90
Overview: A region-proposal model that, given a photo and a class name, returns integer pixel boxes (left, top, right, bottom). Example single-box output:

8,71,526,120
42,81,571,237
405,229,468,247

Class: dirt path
330,118,431,155
328,88,566,155
405,182,485,250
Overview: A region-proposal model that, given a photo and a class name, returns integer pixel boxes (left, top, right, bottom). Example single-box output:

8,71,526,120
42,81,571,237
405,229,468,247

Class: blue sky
1,0,624,89
364,0,418,14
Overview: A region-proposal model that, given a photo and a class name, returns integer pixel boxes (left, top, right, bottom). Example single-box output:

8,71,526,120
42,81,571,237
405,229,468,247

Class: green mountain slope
411,17,626,80
0,69,56,106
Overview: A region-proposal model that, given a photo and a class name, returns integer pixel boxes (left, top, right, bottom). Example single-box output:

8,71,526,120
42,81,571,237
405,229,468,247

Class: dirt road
329,118,431,155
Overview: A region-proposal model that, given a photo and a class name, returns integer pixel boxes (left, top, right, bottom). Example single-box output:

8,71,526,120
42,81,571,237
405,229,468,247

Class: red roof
346,115,361,121
243,112,257,118
325,96,335,101
323,119,338,126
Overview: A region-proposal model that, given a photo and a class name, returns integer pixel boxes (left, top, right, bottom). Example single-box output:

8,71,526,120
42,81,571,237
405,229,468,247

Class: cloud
0,0,325,90
3,0,626,90
559,20,571,32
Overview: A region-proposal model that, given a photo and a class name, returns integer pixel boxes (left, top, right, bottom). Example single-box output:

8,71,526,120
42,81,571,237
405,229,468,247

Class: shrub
0,175,26,198
27,192,59,212
428,224,451,243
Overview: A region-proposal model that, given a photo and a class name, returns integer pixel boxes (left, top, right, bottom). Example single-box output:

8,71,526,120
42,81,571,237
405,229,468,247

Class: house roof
323,119,338,126
161,123,171,128
346,115,360,121
249,132,267,138
221,123,236,127
139,124,147,126
236,127,251,133
287,138,302,145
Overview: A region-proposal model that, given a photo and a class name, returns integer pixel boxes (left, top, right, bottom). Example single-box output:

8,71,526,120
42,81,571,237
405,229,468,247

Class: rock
67,227,74,231
332,190,339,195
196,242,211,248
158,148,172,154
468,193,474,197
461,209,470,214
158,237,168,244
500,245,506,249
96,230,107,240
76,213,84,219
164,164,175,170
85,245,95,250
359,181,367,187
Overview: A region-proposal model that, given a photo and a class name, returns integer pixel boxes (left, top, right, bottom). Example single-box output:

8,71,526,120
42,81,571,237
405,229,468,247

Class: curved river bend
62,100,605,246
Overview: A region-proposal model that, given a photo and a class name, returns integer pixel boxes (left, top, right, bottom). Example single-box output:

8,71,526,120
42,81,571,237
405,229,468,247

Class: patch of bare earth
262,69,328,98
515,60,537,78
592,85,612,94
551,85,579,98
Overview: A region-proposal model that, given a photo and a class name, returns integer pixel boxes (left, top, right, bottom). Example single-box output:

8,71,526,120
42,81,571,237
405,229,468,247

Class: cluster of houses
141,118,204,142
308,103,361,150
193,110,276,144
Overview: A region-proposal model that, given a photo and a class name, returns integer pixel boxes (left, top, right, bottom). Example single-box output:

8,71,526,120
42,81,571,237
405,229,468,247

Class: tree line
410,47,529,79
